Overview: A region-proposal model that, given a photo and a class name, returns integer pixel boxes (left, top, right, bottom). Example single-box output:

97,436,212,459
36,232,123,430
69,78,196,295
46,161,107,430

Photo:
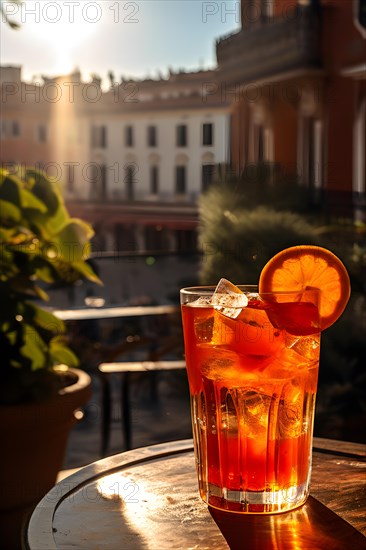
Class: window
115,224,137,252
125,125,134,147
202,123,213,146
91,126,107,148
258,127,264,162
66,163,76,192
89,164,99,199
89,163,107,199
202,164,215,191
100,164,107,198
1,120,20,138
125,163,135,199
37,124,47,143
176,166,186,194
12,121,20,137
144,226,167,251
175,229,197,252
262,0,273,18
176,124,187,147
147,125,157,147
150,165,159,194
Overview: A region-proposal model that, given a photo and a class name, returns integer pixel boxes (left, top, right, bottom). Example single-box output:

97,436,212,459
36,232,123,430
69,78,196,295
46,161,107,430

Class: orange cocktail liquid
181,297,320,513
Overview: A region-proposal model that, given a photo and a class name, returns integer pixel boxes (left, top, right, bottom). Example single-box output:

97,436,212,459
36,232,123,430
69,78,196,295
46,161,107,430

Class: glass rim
180,285,320,295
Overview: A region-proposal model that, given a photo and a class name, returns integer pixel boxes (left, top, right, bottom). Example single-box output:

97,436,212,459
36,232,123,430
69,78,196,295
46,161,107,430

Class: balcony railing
216,5,322,85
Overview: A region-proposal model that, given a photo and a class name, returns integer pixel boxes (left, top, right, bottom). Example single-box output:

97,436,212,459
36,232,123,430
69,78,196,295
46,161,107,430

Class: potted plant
0,166,101,547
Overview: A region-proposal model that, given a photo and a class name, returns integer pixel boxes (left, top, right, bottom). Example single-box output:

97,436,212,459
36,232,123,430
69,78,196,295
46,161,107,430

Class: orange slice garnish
258,245,351,331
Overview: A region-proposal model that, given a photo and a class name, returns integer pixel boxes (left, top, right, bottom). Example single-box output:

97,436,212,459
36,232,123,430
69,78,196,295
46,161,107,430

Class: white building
70,70,231,202
1,67,231,251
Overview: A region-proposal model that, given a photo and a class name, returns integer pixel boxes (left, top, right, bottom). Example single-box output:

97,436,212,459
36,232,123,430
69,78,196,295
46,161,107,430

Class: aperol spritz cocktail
181,284,321,513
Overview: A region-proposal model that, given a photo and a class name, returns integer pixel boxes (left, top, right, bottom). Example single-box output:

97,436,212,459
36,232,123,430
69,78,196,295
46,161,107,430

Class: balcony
216,5,322,85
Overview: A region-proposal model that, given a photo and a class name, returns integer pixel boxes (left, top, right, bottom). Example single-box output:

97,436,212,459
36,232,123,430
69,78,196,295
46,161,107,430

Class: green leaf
49,341,79,367
33,260,59,284
20,187,48,213
0,171,7,185
8,275,49,301
71,219,94,242
24,302,65,334
0,176,20,206
53,220,95,263
0,199,21,224
44,202,70,236
21,169,70,238
28,203,70,240
21,324,48,371
25,169,59,216
72,260,103,285
0,245,15,275
0,227,15,242
33,285,50,302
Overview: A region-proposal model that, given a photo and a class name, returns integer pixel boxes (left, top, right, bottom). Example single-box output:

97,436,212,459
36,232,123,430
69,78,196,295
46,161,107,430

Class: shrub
199,184,319,284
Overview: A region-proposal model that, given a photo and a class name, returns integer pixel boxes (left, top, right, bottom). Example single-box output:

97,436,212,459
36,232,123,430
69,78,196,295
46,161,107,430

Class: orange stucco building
216,0,366,218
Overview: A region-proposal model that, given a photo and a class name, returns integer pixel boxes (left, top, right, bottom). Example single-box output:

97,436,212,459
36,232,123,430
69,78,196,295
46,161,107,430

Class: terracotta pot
0,368,92,549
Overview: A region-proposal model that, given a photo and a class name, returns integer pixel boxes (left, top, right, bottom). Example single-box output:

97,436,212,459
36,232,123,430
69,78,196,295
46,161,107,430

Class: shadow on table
209,496,366,550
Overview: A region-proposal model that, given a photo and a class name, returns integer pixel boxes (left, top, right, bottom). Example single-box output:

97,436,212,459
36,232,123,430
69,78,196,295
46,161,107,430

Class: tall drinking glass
180,285,321,514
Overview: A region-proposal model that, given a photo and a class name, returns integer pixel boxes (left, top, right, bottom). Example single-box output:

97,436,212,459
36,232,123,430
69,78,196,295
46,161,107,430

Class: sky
1,1,241,85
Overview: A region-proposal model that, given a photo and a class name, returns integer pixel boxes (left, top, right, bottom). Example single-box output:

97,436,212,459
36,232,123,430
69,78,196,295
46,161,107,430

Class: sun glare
23,1,99,75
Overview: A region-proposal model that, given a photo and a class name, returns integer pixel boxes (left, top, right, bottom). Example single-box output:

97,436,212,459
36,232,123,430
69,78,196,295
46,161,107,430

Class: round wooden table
24,438,366,549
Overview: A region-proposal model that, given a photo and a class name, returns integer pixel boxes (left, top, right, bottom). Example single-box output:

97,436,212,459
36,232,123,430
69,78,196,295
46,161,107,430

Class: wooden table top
25,438,366,550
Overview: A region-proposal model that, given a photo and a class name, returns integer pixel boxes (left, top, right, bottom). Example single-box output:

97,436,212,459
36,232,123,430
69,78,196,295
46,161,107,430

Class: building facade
1,0,364,259
0,67,231,251
216,0,366,219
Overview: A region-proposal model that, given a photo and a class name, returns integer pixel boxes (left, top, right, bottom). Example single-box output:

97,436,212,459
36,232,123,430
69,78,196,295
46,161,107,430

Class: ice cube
278,382,304,438
190,296,215,342
201,351,236,381
287,334,320,362
193,296,213,307
194,315,214,343
200,348,258,386
240,390,273,435
212,278,248,319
